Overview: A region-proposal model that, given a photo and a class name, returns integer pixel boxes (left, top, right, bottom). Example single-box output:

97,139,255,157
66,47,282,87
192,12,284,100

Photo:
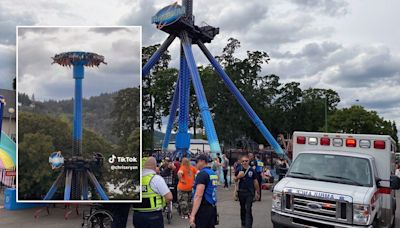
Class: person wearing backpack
189,154,218,228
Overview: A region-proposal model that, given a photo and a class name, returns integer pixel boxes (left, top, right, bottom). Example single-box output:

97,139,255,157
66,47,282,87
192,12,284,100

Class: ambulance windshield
287,153,373,187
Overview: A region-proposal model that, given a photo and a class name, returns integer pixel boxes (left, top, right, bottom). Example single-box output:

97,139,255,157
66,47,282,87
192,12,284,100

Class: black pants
256,172,262,201
102,203,130,228
223,169,228,188
169,184,178,203
238,191,254,228
195,203,217,228
132,210,164,228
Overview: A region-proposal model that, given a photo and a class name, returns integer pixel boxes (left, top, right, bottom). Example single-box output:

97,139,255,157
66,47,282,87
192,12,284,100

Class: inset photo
16,26,141,202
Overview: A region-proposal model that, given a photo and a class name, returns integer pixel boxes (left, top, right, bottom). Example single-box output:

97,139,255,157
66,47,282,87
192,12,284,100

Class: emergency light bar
374,140,386,149
308,137,318,145
359,139,371,148
296,135,386,150
333,138,343,147
346,138,357,147
320,137,330,146
296,136,306,144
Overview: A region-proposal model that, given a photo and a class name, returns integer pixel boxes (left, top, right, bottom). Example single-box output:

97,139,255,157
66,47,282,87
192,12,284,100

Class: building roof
0,89,16,119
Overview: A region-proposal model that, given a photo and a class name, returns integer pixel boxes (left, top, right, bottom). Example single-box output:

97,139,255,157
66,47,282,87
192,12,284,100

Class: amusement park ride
44,52,108,200
144,0,289,160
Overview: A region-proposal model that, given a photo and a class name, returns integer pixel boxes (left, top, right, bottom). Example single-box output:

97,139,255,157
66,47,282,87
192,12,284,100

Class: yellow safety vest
142,157,148,170
133,173,165,212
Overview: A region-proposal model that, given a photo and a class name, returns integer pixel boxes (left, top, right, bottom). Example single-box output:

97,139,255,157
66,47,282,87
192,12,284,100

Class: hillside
19,92,119,144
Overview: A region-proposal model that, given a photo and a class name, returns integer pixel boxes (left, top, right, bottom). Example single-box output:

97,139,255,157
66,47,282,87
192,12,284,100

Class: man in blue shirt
235,155,260,228
190,154,218,228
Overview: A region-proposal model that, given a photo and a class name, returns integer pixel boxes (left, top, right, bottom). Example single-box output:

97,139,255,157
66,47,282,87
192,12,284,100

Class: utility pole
325,96,328,132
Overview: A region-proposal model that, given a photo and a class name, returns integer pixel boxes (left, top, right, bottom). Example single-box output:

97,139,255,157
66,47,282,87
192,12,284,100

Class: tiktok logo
108,155,117,163
108,154,138,164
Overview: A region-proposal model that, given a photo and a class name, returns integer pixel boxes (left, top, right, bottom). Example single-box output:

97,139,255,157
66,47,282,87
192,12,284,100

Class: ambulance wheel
372,218,379,228
391,212,396,228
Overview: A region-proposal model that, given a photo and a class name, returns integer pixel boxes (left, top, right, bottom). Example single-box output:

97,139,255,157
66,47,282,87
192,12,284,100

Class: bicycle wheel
167,211,172,224
87,210,113,228
167,202,173,224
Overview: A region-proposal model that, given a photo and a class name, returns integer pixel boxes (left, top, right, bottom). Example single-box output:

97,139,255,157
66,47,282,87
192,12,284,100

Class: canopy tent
0,131,15,187
0,131,16,167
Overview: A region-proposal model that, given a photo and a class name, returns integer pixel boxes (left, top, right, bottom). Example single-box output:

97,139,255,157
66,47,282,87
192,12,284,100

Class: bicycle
81,204,113,228
163,201,173,224
163,176,176,224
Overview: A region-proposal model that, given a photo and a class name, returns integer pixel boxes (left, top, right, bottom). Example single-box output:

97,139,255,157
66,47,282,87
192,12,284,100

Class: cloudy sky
1,0,399,128
17,27,140,100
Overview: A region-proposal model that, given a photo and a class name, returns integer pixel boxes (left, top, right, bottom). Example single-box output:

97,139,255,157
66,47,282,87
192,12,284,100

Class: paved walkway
0,187,399,228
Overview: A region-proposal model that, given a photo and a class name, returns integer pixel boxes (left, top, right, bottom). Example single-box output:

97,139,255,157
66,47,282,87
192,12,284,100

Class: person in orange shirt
177,157,197,219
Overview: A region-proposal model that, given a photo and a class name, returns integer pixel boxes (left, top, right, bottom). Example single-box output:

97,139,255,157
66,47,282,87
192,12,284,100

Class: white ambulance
271,131,399,228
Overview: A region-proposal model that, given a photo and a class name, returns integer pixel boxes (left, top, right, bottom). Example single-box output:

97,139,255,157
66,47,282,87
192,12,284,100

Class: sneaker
184,215,189,219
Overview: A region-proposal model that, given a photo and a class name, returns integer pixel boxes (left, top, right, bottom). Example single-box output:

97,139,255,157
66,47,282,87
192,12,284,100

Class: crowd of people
395,162,400,178
125,152,291,228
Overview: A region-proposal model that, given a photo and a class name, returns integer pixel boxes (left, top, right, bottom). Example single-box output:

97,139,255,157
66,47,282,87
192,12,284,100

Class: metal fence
0,168,16,189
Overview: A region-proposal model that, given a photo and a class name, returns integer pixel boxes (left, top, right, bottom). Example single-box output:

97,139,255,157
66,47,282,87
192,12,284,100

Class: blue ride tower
44,52,108,200
143,0,289,161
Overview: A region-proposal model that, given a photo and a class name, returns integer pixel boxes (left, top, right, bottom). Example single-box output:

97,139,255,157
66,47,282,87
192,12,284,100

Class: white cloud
0,0,398,133
17,27,140,100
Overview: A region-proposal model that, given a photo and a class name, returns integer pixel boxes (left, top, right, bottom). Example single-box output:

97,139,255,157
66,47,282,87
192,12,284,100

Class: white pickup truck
271,132,399,228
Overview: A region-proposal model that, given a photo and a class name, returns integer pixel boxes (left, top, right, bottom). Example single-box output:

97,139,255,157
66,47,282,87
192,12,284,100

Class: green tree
18,93,32,106
18,112,114,199
152,68,179,128
328,105,398,145
18,133,56,200
202,38,272,146
142,44,172,150
142,37,398,153
107,87,141,199
300,88,340,132
111,88,140,145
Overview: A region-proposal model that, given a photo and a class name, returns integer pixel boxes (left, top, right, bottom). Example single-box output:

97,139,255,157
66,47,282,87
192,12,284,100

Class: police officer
189,154,218,228
133,157,173,228
235,155,260,228
255,155,264,201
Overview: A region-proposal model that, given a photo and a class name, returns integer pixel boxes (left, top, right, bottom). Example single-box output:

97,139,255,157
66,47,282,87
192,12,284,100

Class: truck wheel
372,218,380,228
391,211,396,228
273,224,285,228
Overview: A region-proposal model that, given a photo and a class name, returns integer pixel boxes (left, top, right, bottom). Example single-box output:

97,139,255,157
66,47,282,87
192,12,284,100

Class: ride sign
151,3,185,28
49,151,64,170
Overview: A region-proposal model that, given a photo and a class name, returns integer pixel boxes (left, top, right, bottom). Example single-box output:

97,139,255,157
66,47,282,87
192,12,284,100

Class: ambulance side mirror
376,178,382,187
390,175,400,190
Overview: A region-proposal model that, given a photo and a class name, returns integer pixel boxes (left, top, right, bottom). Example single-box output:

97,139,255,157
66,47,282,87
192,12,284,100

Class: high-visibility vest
193,167,217,205
256,160,264,172
133,173,165,212
141,157,148,170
